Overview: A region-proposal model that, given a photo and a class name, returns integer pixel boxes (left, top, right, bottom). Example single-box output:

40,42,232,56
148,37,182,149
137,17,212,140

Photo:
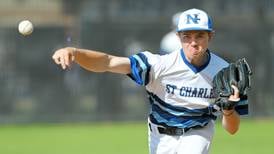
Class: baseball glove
213,58,252,110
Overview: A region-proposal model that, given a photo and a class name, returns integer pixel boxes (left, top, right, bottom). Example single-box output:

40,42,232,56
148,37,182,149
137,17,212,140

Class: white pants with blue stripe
148,119,215,154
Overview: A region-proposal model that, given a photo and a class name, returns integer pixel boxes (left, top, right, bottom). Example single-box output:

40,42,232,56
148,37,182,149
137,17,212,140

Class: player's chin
190,50,201,57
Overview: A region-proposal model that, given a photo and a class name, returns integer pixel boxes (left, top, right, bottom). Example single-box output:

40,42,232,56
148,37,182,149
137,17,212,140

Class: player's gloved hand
213,58,252,111
52,47,76,70
215,85,240,111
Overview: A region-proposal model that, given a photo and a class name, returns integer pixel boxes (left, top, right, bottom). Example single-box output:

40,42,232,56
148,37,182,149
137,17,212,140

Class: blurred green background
0,0,274,153
0,120,273,154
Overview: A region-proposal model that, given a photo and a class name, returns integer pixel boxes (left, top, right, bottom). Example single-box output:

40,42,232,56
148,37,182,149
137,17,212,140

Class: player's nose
190,39,198,46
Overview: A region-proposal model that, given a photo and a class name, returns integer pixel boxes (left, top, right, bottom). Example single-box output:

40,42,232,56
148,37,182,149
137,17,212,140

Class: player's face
177,31,212,63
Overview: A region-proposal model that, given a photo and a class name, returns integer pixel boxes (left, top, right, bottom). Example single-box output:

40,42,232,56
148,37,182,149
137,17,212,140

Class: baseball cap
177,8,213,32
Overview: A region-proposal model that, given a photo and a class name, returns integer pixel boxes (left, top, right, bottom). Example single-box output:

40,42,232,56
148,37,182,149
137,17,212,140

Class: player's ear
176,31,183,39
208,31,214,41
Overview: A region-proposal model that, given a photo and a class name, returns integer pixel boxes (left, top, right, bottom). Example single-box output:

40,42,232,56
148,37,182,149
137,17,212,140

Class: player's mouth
189,47,200,55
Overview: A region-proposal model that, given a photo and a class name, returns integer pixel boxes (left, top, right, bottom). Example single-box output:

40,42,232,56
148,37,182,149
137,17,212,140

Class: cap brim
177,27,213,32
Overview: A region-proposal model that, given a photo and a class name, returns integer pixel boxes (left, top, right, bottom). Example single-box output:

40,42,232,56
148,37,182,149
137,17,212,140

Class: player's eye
182,35,190,40
196,32,208,39
196,34,205,38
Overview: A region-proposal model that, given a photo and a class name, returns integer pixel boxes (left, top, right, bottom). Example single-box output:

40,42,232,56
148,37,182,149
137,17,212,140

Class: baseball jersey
128,49,248,129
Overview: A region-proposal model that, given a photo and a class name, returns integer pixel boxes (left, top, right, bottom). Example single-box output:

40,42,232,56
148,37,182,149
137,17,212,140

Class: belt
157,126,191,136
149,123,204,136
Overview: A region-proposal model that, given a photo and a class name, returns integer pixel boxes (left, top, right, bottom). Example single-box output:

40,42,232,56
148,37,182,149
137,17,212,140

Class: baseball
18,20,34,36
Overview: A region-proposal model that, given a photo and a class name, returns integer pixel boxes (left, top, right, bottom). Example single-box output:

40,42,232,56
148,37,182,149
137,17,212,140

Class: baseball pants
148,119,215,154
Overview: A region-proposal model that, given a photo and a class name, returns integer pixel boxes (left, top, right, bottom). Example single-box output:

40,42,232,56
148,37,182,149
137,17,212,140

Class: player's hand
52,47,76,70
228,85,240,103
221,85,240,113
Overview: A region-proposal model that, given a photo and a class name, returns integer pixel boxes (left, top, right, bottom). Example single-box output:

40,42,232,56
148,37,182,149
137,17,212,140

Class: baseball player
52,8,248,154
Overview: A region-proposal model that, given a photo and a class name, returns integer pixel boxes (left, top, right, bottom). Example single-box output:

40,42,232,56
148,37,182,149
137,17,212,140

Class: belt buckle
173,128,184,135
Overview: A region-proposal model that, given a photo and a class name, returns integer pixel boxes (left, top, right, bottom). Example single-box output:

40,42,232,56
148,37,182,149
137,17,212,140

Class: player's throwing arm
52,47,131,74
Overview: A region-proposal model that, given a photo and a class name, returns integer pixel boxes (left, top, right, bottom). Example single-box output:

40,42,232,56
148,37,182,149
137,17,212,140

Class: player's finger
59,54,67,69
64,52,70,67
228,85,240,102
70,54,75,62
52,54,61,65
231,85,239,97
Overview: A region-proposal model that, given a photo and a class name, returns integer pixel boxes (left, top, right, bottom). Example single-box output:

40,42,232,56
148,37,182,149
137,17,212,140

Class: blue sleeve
235,98,248,115
127,53,151,86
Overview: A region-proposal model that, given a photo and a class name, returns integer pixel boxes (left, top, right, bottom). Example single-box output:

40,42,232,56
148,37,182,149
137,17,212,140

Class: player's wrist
222,109,234,116
72,47,77,57
66,47,77,57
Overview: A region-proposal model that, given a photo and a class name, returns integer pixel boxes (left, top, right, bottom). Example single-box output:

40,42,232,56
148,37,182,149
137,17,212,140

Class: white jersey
128,49,248,129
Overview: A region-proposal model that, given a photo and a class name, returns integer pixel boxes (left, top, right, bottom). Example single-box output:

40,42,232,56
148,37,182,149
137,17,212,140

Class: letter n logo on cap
186,14,200,24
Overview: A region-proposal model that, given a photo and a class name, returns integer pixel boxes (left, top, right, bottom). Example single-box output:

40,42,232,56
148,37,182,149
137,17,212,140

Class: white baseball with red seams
18,20,34,36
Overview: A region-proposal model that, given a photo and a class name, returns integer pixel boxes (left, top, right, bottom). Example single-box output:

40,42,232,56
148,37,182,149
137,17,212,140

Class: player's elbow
225,125,239,135
222,120,240,135
227,127,239,135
